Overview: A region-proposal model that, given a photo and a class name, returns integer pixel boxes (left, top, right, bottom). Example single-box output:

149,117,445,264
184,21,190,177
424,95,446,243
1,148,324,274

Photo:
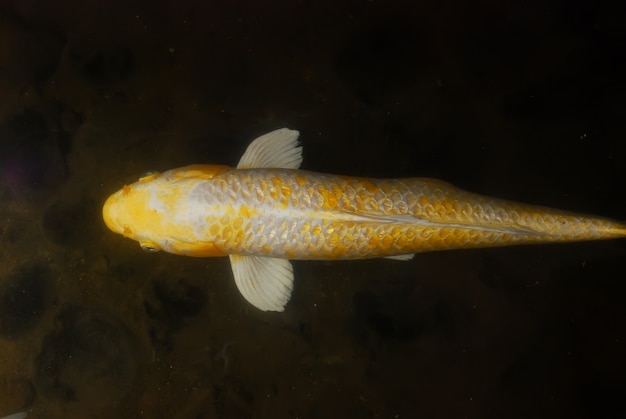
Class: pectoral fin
237,128,302,169
229,254,294,311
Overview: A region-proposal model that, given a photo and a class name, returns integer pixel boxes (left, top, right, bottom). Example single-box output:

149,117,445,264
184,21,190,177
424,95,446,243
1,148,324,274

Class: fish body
102,129,626,311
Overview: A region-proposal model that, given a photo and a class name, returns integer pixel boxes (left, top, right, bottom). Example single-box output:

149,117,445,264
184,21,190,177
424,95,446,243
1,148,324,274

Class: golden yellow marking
170,165,231,181
330,243,347,258
396,233,408,248
328,192,338,209
318,185,338,210
262,244,272,254
369,198,379,212
269,188,279,200
122,185,131,196
281,185,292,198
301,222,311,234
209,223,220,236
312,225,322,236
331,185,343,201
221,215,230,225
233,217,243,229
222,226,232,241
363,180,379,194
382,198,392,212
123,225,132,237
340,196,355,211
355,191,365,210
285,249,296,258
295,175,307,187
238,205,257,218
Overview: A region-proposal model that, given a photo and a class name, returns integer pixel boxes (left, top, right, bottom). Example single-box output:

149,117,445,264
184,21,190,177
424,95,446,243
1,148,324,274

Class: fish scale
193,168,626,260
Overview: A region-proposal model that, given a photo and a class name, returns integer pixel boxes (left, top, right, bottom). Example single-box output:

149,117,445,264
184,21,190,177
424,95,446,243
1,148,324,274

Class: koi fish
102,128,626,311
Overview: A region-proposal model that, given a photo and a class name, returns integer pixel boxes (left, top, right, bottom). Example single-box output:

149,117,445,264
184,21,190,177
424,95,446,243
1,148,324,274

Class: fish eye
140,243,160,253
139,171,159,181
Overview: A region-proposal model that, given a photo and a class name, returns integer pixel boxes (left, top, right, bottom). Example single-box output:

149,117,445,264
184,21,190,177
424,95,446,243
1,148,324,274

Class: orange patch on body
175,242,228,257
331,185,343,201
295,175,307,187
362,180,379,194
395,234,408,248
328,242,348,258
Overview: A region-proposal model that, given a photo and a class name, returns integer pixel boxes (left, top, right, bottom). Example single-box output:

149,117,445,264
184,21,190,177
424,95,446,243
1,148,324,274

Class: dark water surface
1,0,625,417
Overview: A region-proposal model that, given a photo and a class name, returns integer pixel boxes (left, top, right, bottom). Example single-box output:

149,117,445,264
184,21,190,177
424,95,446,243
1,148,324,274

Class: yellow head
102,165,230,257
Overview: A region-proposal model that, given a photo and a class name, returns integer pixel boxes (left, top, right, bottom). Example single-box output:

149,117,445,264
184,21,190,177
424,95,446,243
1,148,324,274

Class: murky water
1,1,625,418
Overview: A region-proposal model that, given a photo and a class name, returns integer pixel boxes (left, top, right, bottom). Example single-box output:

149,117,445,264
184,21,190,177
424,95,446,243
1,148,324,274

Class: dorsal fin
236,128,302,169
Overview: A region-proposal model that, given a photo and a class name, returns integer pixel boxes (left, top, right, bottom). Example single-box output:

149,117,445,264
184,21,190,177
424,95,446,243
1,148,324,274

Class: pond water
1,1,625,417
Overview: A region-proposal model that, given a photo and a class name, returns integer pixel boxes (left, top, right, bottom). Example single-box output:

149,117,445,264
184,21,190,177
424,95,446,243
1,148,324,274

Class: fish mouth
102,191,123,234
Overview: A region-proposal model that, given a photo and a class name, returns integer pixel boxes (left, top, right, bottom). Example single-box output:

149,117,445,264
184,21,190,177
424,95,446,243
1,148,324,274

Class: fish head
102,165,230,257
